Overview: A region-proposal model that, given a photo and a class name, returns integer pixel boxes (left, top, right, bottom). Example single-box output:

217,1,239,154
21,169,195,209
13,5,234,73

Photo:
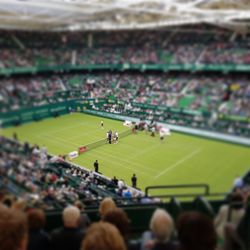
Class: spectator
103,208,130,243
51,206,84,250
99,197,117,219
27,209,51,250
111,176,118,186
233,175,244,190
177,212,217,250
81,221,126,250
74,200,91,230
214,193,245,241
12,198,27,211
0,205,28,250
140,208,175,250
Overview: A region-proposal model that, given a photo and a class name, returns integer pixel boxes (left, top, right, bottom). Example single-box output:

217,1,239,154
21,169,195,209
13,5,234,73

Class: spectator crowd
1,72,249,137
0,28,250,68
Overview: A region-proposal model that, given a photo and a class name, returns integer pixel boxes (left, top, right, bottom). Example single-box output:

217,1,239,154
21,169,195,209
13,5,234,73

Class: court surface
2,113,250,194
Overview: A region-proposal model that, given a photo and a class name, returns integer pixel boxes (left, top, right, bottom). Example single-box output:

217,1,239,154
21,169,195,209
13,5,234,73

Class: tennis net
78,128,133,154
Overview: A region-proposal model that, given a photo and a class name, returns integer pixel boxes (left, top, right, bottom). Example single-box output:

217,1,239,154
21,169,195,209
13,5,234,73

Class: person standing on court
108,130,112,144
159,129,165,142
131,174,137,188
94,160,99,173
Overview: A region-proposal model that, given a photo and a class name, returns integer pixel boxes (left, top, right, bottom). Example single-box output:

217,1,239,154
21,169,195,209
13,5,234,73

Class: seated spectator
74,200,91,230
214,193,245,241
177,211,217,250
81,221,126,250
12,198,27,211
103,208,130,244
0,205,28,250
233,176,244,190
99,197,117,219
140,208,176,250
223,218,246,250
27,209,51,250
51,206,85,250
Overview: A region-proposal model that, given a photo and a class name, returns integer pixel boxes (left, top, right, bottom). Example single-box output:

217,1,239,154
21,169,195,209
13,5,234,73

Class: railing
1,63,250,76
145,184,227,199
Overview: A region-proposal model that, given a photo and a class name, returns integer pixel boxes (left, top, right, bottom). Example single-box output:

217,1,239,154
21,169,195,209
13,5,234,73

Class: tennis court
2,113,250,193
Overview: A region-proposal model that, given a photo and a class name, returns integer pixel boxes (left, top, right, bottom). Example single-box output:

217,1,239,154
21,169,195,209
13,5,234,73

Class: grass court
2,113,250,194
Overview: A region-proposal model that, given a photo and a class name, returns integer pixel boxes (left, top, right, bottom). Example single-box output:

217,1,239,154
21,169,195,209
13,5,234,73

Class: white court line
126,144,161,161
55,129,104,141
35,135,73,153
39,132,101,148
154,148,201,180
86,146,156,176
99,146,158,174
39,134,79,148
84,149,153,177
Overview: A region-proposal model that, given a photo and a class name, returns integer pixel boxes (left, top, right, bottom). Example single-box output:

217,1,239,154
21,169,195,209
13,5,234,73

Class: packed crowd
0,137,145,211
0,28,250,68
0,182,249,250
1,72,249,137
1,73,250,117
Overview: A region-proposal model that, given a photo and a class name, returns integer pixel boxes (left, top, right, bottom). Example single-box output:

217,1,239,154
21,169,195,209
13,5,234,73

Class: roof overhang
0,0,249,31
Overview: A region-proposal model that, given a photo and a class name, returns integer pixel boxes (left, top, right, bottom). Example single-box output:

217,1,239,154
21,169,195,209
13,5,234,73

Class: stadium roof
0,0,250,31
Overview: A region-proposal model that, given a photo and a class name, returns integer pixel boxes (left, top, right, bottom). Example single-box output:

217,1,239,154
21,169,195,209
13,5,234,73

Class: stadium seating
1,25,250,250
0,29,250,68
1,136,250,249
0,136,146,211
1,72,249,137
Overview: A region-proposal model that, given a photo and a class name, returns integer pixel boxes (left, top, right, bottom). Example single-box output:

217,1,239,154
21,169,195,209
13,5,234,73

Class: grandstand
0,1,250,250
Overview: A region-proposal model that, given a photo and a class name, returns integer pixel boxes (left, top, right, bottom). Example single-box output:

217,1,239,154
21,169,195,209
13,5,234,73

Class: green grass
1,113,250,195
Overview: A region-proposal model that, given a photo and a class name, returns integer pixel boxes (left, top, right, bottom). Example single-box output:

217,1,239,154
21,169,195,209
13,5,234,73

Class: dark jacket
28,230,51,250
51,227,85,250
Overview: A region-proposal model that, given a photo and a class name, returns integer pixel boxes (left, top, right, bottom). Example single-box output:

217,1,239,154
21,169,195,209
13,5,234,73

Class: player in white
144,123,148,134
159,129,165,142
151,126,155,137
114,131,119,144
106,131,109,143
101,120,104,129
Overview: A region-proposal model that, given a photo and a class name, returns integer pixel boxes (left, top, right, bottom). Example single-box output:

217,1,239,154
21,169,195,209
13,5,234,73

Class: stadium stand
1,29,250,67
1,136,250,249
1,72,249,137
1,23,250,250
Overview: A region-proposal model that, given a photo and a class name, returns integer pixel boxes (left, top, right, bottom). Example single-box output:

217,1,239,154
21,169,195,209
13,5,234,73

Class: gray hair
149,208,174,242
63,206,80,228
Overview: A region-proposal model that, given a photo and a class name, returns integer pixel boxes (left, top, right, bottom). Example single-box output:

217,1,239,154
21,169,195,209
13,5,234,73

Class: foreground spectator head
81,221,126,250
12,198,27,211
74,200,86,211
103,207,130,240
28,209,46,231
149,208,174,242
63,206,81,228
99,197,116,218
177,211,217,250
0,205,28,250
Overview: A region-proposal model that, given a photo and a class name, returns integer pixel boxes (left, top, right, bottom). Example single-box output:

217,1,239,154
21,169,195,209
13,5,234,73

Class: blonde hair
63,206,80,228
99,197,116,218
81,222,126,250
149,208,174,242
